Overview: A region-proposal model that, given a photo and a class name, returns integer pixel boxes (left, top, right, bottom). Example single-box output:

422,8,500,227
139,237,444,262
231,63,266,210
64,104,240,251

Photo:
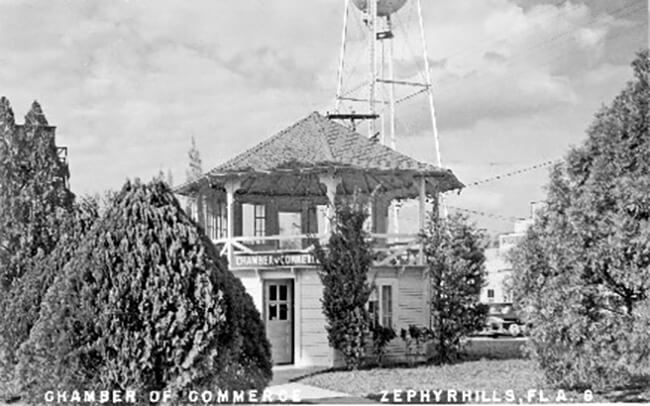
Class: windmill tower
329,0,446,226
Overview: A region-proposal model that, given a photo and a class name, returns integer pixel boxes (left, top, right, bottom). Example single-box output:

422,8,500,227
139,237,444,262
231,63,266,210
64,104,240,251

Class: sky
0,0,647,236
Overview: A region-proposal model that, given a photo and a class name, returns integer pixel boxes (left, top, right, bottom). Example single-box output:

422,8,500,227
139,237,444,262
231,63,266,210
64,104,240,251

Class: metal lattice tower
330,0,447,222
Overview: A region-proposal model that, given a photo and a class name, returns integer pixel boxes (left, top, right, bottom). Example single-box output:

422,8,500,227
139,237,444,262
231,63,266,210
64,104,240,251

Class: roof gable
210,112,442,175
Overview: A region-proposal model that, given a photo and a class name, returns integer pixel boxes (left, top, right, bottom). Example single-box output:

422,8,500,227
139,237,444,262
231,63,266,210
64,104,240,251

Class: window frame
487,288,495,303
368,280,397,329
253,204,266,237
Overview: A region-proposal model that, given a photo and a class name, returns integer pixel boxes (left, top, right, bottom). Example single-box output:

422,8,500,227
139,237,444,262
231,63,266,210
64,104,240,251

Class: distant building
480,202,544,304
14,124,70,189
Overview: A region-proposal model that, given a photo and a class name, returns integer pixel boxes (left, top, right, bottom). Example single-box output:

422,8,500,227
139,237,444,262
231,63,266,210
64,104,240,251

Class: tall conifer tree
0,99,73,290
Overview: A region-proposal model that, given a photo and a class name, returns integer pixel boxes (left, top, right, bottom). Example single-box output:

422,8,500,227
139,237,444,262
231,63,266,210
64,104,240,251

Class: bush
371,325,396,366
0,99,74,290
400,325,432,365
314,197,373,370
421,213,488,364
511,51,650,390
0,198,98,375
16,180,271,403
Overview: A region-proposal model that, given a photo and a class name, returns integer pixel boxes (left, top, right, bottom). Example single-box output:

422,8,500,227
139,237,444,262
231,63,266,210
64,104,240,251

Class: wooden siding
230,265,429,367
370,267,429,360
236,270,264,313
296,270,330,366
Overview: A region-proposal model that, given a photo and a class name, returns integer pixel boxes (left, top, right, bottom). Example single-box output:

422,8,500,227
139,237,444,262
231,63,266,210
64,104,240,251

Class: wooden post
225,179,241,268
418,177,426,265
196,187,206,228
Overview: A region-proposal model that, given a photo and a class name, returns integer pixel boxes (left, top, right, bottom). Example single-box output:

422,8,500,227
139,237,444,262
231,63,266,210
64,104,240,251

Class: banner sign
233,252,319,268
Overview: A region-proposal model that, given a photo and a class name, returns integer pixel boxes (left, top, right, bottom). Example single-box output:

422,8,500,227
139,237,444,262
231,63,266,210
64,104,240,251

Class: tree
421,213,488,364
16,180,271,402
0,197,99,376
314,198,374,370
0,99,73,290
511,51,650,390
186,136,203,183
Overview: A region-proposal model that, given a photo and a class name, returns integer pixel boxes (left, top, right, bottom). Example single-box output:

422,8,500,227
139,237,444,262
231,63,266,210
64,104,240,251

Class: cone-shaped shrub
0,197,99,370
17,180,271,402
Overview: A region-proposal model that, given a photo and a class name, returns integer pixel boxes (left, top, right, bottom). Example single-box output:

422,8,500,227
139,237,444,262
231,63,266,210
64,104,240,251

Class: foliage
421,213,488,364
153,169,174,187
399,325,432,363
511,51,650,390
314,197,374,370
0,98,74,290
0,197,99,376
186,136,203,183
371,324,396,366
16,180,271,403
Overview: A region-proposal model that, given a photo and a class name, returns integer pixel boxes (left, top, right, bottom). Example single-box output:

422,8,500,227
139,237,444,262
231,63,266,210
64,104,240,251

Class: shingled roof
176,111,463,198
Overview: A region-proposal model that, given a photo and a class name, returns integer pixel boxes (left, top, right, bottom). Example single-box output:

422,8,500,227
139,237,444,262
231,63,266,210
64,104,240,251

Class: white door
265,280,293,364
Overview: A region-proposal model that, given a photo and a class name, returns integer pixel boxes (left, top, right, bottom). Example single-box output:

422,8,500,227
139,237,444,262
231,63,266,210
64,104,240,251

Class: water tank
351,0,408,17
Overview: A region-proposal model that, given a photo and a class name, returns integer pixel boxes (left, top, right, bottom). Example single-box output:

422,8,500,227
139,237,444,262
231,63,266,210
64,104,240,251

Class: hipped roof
176,112,463,199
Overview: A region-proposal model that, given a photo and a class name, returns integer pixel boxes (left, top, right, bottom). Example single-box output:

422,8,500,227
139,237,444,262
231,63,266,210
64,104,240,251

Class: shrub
314,197,373,370
0,99,73,290
371,325,396,366
421,213,488,364
16,180,271,403
400,325,432,365
511,51,650,390
0,198,98,373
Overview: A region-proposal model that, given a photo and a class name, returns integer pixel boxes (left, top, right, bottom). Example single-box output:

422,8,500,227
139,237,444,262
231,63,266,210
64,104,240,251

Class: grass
299,359,613,403
301,359,541,396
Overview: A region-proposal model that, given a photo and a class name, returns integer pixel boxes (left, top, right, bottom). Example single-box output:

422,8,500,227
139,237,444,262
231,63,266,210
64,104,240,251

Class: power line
446,206,522,223
457,159,562,189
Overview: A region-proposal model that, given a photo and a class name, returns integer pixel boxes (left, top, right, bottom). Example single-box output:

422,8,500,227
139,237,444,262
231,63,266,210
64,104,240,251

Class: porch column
225,179,242,267
418,177,426,265
196,186,206,227
318,173,341,237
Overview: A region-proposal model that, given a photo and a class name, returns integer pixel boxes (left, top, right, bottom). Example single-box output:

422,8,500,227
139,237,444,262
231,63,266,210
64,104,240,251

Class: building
14,124,70,189
480,203,544,305
176,112,463,367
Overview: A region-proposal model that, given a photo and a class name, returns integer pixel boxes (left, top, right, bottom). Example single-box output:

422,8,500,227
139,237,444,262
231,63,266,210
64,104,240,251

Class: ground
299,341,649,403
301,359,550,398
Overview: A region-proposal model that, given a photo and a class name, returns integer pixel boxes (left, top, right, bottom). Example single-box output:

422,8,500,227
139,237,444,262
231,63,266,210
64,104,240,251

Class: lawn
299,359,623,403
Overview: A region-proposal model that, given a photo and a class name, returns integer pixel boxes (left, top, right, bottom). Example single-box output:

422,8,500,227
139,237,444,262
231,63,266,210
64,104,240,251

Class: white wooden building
176,112,463,367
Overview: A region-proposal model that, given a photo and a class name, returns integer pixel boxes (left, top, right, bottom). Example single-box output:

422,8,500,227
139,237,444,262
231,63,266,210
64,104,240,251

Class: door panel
265,280,293,364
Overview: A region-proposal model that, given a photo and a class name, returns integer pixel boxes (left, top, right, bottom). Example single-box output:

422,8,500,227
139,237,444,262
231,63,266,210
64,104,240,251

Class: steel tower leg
416,0,447,218
335,0,351,113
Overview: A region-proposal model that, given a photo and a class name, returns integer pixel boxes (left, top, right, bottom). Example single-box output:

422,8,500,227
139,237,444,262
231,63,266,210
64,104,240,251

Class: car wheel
508,324,521,337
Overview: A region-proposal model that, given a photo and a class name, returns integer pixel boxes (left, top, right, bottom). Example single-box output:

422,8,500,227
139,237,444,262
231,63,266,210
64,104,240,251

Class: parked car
481,303,527,337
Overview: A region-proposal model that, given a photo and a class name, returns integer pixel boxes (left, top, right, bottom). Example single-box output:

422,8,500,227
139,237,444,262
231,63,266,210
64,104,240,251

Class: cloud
0,0,644,214
484,51,508,63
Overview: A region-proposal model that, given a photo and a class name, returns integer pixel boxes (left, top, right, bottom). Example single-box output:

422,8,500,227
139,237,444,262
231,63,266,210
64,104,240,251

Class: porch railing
214,233,425,269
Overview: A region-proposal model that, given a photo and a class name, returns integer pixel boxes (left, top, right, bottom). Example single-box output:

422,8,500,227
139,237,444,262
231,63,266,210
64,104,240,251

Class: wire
447,206,522,223
456,159,562,189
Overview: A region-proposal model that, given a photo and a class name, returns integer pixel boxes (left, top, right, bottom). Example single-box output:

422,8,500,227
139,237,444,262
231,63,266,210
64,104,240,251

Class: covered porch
175,112,463,270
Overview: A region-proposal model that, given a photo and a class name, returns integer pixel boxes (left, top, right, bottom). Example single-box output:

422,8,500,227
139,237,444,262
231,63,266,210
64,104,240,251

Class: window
214,201,227,239
381,285,393,327
243,203,266,242
368,291,379,329
254,204,266,237
487,289,495,303
278,211,302,250
267,282,291,322
367,283,394,329
204,200,227,241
